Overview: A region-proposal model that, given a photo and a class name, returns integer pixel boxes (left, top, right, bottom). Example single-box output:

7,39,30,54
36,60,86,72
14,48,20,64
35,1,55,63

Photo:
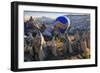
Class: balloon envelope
54,16,70,33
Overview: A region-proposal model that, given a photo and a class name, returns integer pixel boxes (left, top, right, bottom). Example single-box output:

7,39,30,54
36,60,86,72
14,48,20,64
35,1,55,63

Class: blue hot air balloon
54,16,70,33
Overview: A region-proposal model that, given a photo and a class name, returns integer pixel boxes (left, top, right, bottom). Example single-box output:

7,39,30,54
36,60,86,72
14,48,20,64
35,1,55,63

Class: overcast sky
24,11,88,18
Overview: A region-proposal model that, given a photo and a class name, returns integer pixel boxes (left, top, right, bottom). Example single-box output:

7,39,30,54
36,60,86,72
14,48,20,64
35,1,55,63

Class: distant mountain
64,14,90,34
35,16,54,25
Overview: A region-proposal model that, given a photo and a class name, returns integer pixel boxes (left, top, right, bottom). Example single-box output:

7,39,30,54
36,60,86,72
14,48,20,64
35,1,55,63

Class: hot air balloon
54,16,70,33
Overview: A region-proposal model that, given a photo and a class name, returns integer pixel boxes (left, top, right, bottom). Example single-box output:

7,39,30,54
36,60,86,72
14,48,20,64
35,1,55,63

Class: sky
24,11,88,19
